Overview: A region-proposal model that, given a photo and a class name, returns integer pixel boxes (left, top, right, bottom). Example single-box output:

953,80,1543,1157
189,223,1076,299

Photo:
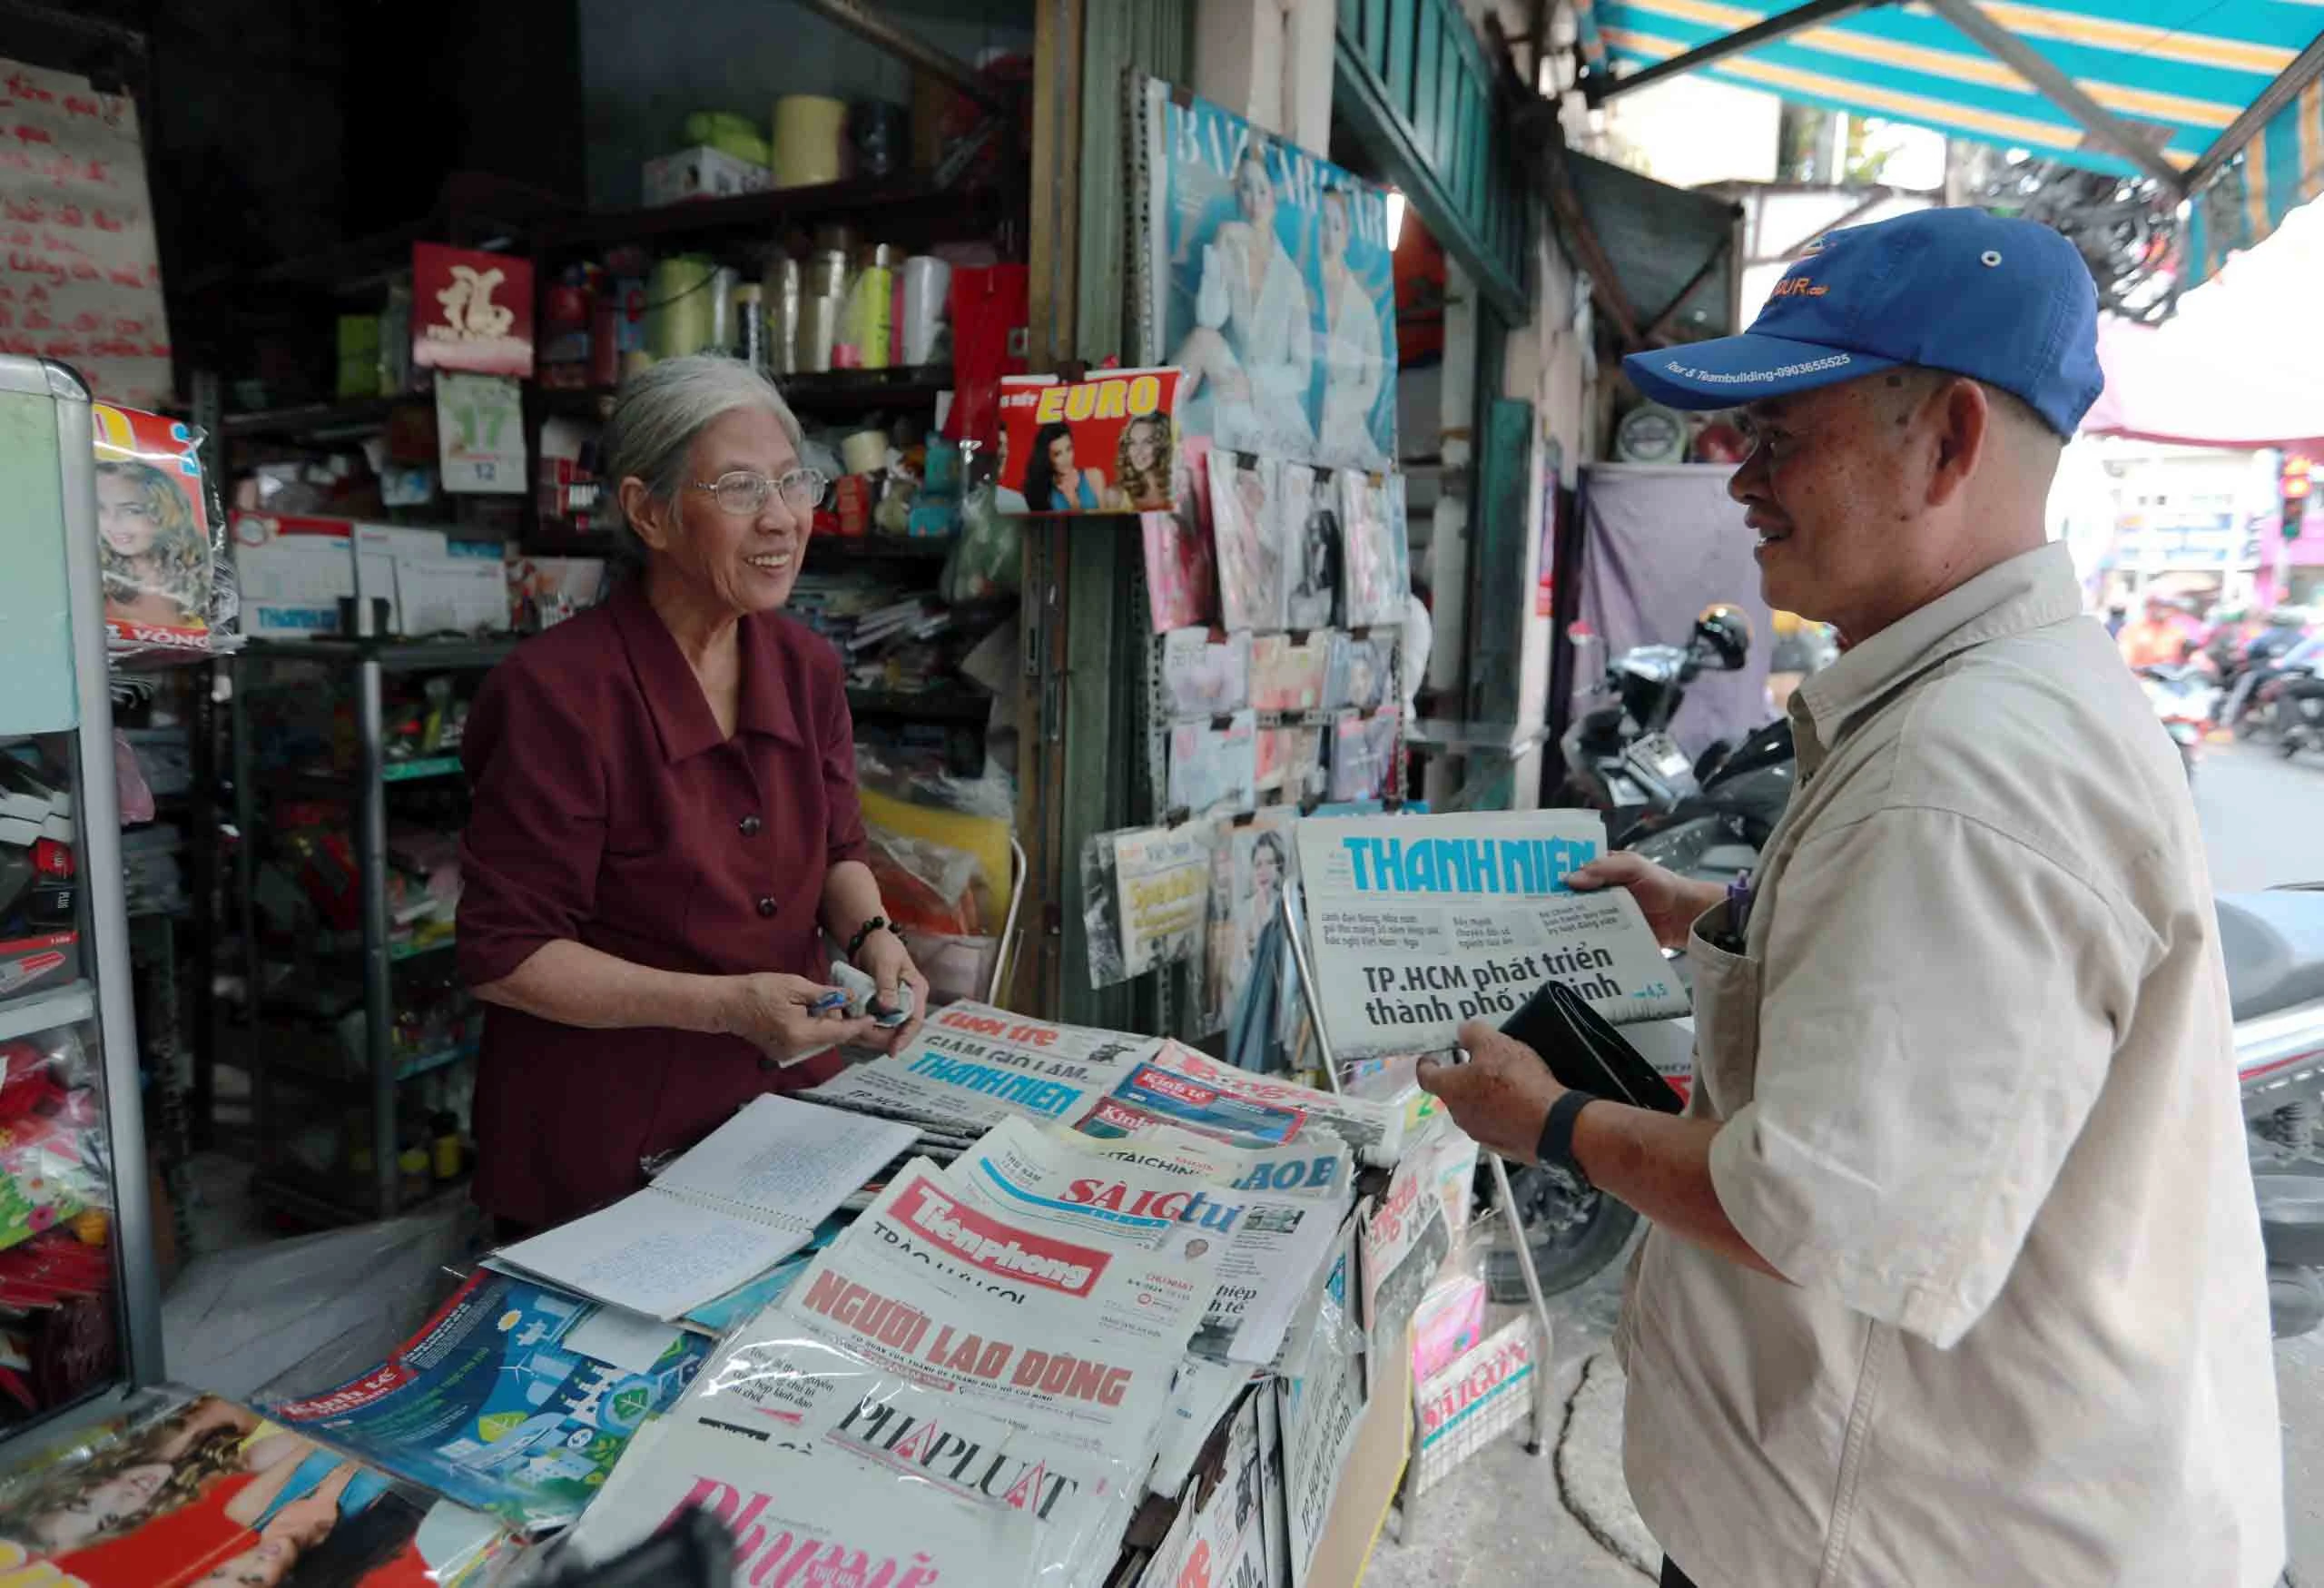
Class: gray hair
600,354,805,561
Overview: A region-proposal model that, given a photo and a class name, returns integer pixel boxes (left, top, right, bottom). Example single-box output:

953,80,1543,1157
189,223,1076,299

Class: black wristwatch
1536,1090,1601,1188
846,915,894,961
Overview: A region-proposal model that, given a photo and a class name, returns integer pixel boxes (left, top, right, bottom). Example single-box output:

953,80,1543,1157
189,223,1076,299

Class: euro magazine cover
995,369,1182,516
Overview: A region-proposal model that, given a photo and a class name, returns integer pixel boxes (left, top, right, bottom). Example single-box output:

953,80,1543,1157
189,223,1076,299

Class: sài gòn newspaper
832,1155,1217,1355
775,1240,1177,1449
1413,1316,1538,1494
265,1267,709,1531
1134,1041,1409,1167
1294,811,1689,1060
1061,1117,1354,1207
577,1325,1146,1584
489,1093,917,1321
949,1119,1342,1366
805,1001,1157,1131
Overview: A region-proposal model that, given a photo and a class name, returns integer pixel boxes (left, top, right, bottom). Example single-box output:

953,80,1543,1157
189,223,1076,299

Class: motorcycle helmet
1692,605,1751,672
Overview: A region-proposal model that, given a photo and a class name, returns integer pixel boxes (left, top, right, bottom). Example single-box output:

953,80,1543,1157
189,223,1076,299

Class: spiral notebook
491,1094,918,1321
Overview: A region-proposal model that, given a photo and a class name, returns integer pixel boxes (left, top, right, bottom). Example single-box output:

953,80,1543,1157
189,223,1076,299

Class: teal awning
1574,0,2324,282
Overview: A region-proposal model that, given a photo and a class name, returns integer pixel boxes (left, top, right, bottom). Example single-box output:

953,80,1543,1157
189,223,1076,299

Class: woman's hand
854,929,929,1056
1567,852,1726,952
719,973,880,1064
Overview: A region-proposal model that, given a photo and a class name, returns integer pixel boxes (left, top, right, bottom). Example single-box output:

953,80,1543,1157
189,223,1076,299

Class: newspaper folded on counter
805,1001,1157,1131
1279,1212,1369,1587
1151,1353,1261,1498
1295,811,1690,1060
563,1326,1147,1585
800,1155,1217,1356
950,1119,1342,1366
1359,1151,1453,1376
777,1241,1177,1448
1119,1041,1409,1167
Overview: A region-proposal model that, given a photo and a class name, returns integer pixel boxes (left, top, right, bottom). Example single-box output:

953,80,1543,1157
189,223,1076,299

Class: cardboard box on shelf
231,513,357,639
0,931,80,1001
233,513,508,638
643,144,773,206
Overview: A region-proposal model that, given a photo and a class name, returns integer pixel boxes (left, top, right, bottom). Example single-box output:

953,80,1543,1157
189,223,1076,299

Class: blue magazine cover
267,1268,709,1531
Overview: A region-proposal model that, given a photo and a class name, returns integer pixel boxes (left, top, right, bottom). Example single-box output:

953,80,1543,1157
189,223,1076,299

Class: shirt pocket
1685,901,1763,1119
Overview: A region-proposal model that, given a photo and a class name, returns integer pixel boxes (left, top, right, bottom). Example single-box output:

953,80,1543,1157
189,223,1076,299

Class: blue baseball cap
1621,208,2102,438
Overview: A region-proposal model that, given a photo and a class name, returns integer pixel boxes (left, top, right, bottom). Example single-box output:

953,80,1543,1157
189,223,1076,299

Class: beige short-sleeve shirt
1619,542,2283,1586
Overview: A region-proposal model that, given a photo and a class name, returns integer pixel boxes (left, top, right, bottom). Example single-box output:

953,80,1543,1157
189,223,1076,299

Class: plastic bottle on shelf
733,281,766,371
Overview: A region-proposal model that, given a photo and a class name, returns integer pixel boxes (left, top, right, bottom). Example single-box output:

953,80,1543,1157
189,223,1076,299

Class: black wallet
1499,978,1685,1114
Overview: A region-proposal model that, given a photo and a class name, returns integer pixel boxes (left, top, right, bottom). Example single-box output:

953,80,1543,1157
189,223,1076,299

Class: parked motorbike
2137,663,2219,783
1621,715,1797,885
1556,607,1753,842
2280,668,2324,762
2222,886,2324,1337
1490,881,2324,1327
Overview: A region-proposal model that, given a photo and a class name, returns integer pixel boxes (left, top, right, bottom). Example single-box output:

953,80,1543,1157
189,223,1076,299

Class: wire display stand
1275,876,1557,1540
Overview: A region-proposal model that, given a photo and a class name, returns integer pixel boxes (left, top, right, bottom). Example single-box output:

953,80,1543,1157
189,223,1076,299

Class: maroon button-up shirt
456,577,869,1228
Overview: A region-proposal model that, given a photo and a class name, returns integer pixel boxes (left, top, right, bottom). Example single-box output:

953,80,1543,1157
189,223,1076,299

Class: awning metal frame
2185,29,2324,192
1924,0,2184,192
1579,0,2324,203
1581,0,1886,106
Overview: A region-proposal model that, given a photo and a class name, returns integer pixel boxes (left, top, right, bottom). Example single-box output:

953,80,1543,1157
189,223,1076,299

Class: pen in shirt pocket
1722,872,1756,950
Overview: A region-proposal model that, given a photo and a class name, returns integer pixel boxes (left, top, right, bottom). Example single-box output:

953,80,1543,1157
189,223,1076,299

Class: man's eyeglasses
691,468,830,517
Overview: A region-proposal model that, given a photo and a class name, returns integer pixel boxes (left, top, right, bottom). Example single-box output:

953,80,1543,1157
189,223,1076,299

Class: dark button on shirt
457,577,869,1229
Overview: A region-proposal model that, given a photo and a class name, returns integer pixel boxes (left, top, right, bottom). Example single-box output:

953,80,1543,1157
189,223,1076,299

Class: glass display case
0,358,166,1443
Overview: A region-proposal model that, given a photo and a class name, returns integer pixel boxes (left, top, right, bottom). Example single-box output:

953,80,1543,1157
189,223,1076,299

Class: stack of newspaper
569,1037,1398,1583
805,1002,1408,1167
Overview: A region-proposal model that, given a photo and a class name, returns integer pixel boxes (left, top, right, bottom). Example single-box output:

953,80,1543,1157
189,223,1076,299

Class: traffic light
2284,456,2310,540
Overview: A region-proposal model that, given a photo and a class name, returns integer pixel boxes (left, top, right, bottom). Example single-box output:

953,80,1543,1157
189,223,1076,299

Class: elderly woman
458,355,927,1233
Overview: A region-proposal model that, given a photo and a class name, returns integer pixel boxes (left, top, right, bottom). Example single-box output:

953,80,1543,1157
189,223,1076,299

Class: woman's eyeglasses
691,468,830,516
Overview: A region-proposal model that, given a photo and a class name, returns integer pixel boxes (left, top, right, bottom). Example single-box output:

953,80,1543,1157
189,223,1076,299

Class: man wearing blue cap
1418,209,2282,1586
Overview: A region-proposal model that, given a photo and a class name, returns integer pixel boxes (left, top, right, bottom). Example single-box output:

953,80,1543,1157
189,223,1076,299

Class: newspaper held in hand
1294,810,1689,1060
805,1001,1157,1131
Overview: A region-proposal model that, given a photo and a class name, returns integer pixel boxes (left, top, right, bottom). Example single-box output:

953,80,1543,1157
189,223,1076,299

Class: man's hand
1414,1020,1567,1163
1568,851,1726,952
